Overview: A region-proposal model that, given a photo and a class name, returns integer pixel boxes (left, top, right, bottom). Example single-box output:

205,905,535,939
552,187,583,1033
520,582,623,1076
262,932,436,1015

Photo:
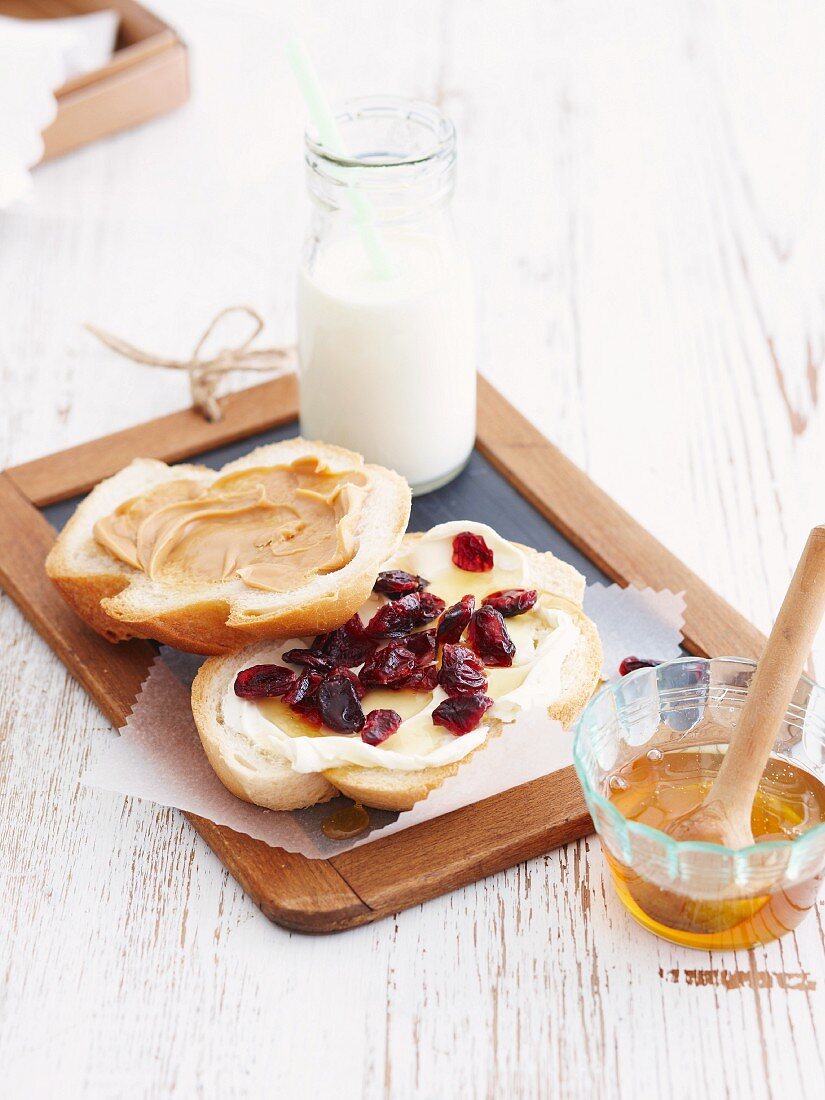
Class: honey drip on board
606,747,825,949
322,801,370,841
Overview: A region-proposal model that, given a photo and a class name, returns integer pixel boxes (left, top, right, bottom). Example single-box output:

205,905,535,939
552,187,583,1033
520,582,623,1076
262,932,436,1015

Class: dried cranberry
361,709,403,745
467,606,516,667
282,648,334,672
482,589,538,617
619,656,662,677
395,664,439,692
284,670,323,711
359,642,417,688
366,592,423,638
373,570,428,599
312,614,376,667
438,644,488,697
317,672,365,732
452,531,494,572
233,664,296,699
403,628,437,665
330,665,366,699
417,591,446,625
436,594,476,644
432,693,494,735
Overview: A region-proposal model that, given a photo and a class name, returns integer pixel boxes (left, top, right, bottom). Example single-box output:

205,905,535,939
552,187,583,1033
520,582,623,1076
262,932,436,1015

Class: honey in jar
605,746,825,949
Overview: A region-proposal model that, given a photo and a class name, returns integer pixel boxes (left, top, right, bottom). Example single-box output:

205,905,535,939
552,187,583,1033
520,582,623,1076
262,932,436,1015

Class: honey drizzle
322,801,370,841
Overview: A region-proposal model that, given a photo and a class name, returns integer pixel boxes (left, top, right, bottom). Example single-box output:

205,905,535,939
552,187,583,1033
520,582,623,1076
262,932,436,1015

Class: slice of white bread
46,438,411,655
192,537,603,812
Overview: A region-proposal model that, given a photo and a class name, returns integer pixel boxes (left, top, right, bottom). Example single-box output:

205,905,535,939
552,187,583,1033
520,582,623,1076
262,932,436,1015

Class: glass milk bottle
297,96,475,495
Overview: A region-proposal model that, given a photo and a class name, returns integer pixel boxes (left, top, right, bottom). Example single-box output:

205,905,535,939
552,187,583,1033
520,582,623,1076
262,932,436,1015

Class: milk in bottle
298,97,475,494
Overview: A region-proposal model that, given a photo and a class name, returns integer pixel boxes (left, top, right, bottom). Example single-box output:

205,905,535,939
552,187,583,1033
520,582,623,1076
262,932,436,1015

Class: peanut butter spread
93,456,371,592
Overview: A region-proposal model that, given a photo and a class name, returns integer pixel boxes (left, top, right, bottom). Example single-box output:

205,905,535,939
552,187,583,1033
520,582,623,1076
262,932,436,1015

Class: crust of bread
46,438,411,655
192,537,603,813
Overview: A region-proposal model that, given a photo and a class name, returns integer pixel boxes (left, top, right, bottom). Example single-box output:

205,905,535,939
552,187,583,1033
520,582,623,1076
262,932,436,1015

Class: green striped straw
287,36,393,280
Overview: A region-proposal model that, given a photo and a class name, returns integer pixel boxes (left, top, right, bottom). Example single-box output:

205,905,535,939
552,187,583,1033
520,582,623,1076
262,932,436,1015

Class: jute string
86,306,296,422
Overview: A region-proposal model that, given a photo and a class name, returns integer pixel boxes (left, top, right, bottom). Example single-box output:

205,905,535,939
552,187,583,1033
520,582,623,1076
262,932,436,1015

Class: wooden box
0,0,189,160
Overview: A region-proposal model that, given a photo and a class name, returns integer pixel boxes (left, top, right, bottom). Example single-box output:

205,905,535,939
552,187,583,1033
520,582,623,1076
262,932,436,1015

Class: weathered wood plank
1,0,824,1094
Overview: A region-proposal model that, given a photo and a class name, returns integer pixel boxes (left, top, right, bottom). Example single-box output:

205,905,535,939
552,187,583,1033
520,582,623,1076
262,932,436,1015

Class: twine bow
86,306,296,422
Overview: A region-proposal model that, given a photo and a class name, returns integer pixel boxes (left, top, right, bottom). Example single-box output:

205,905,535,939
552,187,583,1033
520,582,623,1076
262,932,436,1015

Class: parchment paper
81,584,685,858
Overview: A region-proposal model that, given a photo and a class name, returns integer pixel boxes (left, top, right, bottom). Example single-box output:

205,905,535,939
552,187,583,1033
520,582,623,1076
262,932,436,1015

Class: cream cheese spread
222,521,582,773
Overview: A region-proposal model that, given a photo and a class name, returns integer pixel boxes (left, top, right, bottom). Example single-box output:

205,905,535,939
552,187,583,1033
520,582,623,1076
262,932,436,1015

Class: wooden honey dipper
667,525,825,849
630,525,825,932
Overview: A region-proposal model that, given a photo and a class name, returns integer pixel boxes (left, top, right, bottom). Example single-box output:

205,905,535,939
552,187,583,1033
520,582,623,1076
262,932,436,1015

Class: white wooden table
2,2,824,1095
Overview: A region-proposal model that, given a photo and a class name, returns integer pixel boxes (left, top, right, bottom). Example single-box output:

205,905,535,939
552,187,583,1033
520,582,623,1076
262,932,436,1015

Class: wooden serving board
0,376,766,932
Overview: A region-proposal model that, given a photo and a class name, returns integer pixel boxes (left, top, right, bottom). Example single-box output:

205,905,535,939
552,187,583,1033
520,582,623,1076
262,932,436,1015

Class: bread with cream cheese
45,438,411,655
192,534,603,812
326,618,601,809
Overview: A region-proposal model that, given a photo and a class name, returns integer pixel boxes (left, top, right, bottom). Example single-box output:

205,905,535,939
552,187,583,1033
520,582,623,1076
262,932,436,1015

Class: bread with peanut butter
45,438,411,655
192,522,603,812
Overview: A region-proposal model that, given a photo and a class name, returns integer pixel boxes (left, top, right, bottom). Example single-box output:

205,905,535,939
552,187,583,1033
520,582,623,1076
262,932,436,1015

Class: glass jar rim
573,655,825,863
304,94,456,170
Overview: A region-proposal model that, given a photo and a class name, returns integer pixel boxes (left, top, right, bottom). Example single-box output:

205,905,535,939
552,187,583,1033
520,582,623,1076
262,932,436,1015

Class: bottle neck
304,96,457,228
